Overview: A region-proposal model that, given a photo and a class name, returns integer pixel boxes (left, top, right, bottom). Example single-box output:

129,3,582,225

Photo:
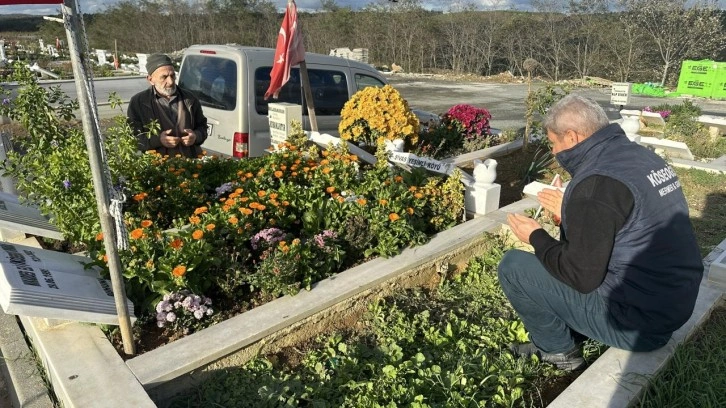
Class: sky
3,0,524,16
1,0,725,15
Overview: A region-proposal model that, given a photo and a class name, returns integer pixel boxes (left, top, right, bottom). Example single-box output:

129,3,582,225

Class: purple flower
313,230,338,248
1,98,9,105
251,227,286,250
215,182,234,198
62,180,71,189
165,312,177,322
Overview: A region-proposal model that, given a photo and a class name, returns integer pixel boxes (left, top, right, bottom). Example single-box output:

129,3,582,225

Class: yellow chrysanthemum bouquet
338,85,420,149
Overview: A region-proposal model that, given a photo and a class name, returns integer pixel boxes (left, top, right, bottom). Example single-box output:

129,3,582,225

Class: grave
0,192,63,240
638,136,694,160
697,115,726,141
708,248,726,287
0,241,134,325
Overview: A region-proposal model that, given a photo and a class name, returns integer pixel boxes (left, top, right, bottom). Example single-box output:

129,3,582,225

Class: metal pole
62,0,135,355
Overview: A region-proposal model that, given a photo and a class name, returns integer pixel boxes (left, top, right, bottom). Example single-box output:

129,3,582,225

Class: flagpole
62,0,135,355
298,60,318,132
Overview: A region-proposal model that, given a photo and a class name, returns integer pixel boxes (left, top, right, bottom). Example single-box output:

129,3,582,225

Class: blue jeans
497,249,671,353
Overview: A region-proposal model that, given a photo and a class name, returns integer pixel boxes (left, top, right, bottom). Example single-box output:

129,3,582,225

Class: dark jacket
127,86,207,158
552,123,703,334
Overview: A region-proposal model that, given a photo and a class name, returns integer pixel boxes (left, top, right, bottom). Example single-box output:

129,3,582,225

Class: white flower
166,312,177,322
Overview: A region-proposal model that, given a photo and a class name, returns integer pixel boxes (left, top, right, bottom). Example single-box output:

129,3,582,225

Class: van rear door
179,49,244,157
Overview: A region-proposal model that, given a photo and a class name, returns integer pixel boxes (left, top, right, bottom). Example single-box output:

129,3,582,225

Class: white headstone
137,53,148,74
638,136,694,160
611,82,631,106
96,49,107,65
268,103,302,150
0,242,135,325
0,194,62,240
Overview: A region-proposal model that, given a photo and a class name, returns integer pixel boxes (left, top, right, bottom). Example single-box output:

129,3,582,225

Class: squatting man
499,94,703,371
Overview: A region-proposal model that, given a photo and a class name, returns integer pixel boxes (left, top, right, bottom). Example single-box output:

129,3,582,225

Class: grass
635,304,726,408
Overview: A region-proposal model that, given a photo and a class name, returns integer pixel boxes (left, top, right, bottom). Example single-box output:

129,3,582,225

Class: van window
179,55,237,111
355,74,386,91
254,67,349,116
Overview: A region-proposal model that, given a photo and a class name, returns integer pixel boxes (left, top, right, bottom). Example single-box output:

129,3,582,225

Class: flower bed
0,68,468,353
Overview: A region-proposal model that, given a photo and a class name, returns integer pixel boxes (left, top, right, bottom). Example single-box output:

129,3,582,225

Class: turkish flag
264,0,305,100
0,0,62,4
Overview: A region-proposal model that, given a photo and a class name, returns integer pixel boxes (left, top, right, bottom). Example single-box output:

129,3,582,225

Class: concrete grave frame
2,203,724,408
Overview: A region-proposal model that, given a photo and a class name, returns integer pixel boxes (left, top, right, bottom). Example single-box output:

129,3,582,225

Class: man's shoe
510,342,586,371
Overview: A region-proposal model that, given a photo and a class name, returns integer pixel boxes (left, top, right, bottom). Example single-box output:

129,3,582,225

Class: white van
178,44,396,158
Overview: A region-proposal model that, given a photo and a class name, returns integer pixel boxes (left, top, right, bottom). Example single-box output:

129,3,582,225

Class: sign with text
0,242,135,325
388,151,453,175
611,82,631,106
268,102,302,150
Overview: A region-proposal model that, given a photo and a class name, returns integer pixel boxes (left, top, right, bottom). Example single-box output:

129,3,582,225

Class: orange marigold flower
357,198,367,205
321,150,329,157
282,200,290,207
322,167,331,174
133,192,148,202
245,172,253,178
269,193,279,200
240,208,253,216
292,171,298,176
326,186,336,193
349,155,358,162
320,159,330,165
102,254,108,263
274,170,283,178
146,259,154,270
415,192,424,199
192,174,199,179
189,215,201,225
280,165,287,171
95,232,104,241
409,186,417,192
379,199,388,205
228,216,239,225
407,207,414,215
257,190,266,197
169,239,183,249
205,223,216,231
140,220,153,228
337,196,345,203
257,204,267,211
192,230,204,240
172,265,187,277
155,185,161,191
394,176,403,183
194,206,208,215
179,181,188,188
130,228,144,240
292,238,301,245
235,188,244,194
389,213,400,222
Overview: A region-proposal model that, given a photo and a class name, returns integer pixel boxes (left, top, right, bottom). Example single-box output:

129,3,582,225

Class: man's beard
155,83,177,97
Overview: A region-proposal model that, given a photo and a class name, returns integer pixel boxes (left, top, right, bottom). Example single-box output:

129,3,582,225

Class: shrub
338,84,419,147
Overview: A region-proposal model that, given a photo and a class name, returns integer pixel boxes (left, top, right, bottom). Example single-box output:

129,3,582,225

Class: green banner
676,60,724,99
712,61,726,99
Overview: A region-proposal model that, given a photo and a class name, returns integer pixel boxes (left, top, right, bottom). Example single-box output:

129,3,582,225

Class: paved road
385,74,726,131
3,74,725,130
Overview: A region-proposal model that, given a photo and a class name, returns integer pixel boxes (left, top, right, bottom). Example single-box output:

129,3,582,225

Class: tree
619,0,726,86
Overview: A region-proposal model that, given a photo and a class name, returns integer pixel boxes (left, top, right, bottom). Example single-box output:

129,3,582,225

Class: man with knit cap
127,53,207,157
499,94,703,371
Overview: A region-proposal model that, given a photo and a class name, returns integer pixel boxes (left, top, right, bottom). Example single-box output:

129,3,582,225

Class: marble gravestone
0,192,63,240
0,241,135,325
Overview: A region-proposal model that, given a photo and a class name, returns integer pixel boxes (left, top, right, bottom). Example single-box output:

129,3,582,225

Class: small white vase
384,138,405,152
620,116,640,135
472,158,497,185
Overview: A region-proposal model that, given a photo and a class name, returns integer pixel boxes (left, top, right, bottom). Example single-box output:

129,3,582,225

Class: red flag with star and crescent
264,0,305,100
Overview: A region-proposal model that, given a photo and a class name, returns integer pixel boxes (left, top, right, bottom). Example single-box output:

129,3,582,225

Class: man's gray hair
542,94,610,138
